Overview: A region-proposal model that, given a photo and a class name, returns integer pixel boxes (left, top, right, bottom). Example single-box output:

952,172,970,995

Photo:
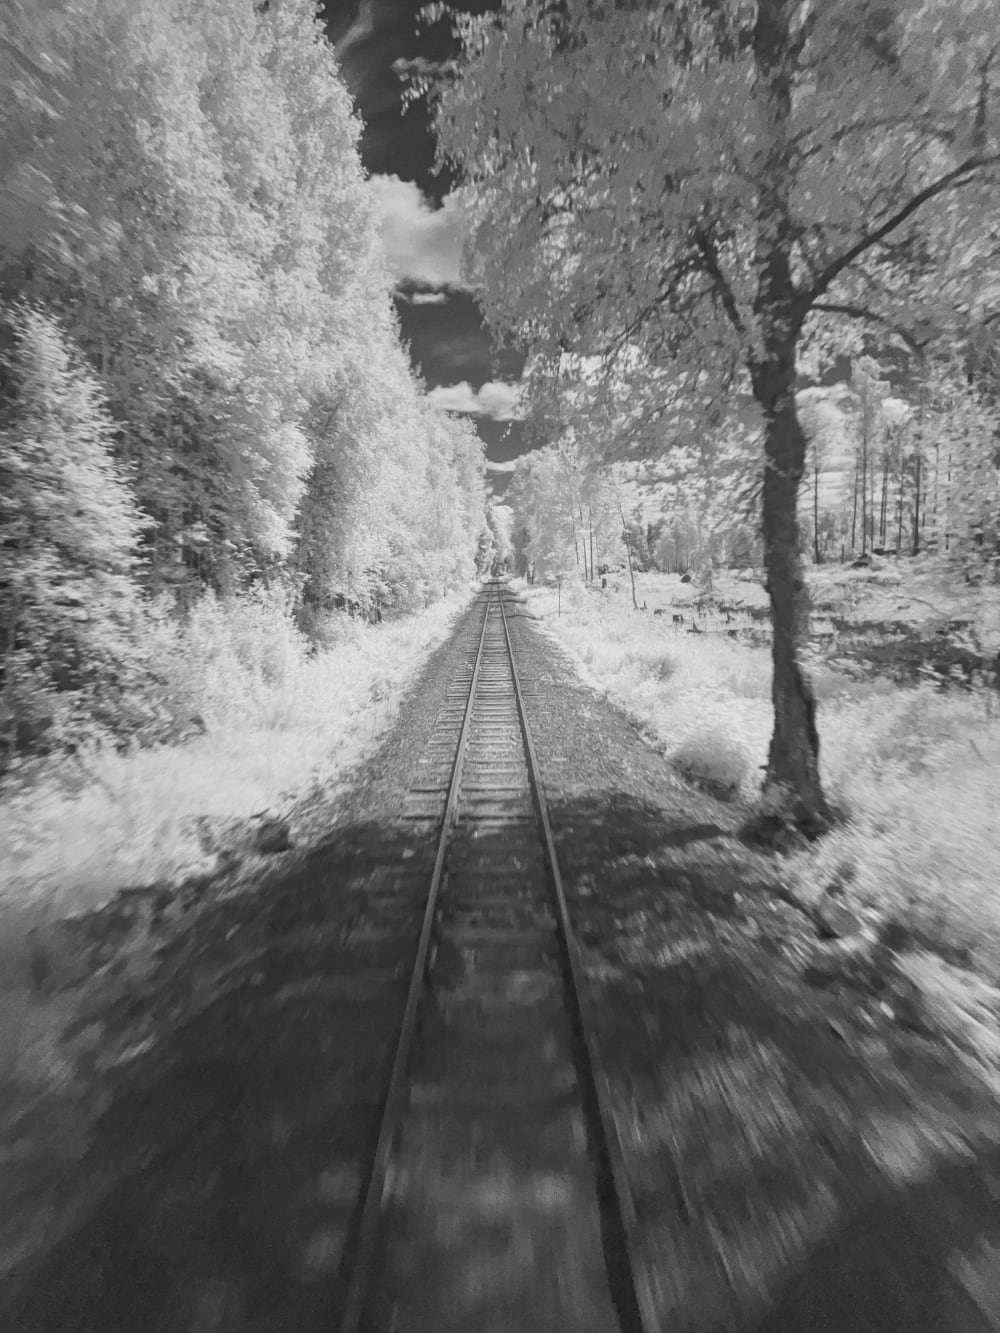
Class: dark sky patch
321,1,531,477
396,289,524,388
322,1,491,200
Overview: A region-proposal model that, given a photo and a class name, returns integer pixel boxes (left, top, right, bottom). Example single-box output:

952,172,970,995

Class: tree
920,357,1000,572
421,0,1000,834
0,302,146,752
506,437,619,582
1,0,384,585
478,498,514,575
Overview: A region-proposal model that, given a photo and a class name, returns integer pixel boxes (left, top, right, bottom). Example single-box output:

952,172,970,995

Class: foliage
0,303,147,753
0,0,487,755
912,360,1000,570
0,592,468,931
523,571,1000,982
476,498,514,575
506,435,620,579
421,0,1000,831
424,0,999,428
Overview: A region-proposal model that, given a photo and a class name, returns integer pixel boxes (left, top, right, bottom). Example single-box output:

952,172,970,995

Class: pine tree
0,302,146,752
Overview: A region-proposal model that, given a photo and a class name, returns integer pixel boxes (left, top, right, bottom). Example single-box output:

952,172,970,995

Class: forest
0,0,488,767
3,0,1000,882
3,5,1000,1322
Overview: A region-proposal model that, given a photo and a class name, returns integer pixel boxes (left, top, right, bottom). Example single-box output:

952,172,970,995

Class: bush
142,584,311,735
670,728,753,802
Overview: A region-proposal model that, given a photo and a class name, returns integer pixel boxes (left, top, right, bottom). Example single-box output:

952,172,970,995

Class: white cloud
369,175,467,288
333,0,376,56
427,380,525,421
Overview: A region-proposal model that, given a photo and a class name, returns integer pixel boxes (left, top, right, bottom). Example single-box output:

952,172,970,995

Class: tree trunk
879,455,889,545
912,452,921,554
860,413,869,555
749,0,832,836
615,493,638,610
851,468,858,551
754,364,832,835
578,505,590,579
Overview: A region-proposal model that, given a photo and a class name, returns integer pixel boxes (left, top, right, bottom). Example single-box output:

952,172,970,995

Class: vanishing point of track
336,581,656,1333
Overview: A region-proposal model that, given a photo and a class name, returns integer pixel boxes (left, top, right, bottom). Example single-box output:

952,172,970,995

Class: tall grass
0,589,470,938
526,577,1000,981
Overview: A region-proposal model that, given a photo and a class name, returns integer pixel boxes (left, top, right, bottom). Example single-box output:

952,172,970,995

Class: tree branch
799,154,1000,308
693,227,746,336
810,302,926,353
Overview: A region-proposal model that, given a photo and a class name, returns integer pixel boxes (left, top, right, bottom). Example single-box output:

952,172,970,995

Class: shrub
142,584,311,735
670,728,753,802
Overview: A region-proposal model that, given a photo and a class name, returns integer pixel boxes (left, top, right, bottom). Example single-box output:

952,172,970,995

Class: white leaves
2,0,488,655
0,0,386,566
0,302,146,703
434,0,1000,450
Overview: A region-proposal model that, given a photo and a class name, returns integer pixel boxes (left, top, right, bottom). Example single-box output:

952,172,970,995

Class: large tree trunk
751,0,832,838
754,358,833,836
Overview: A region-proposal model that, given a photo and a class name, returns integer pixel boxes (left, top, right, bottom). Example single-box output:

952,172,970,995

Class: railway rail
336,580,656,1333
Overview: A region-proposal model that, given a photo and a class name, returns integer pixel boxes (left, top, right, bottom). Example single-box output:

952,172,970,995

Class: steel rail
337,583,496,1333
495,586,659,1333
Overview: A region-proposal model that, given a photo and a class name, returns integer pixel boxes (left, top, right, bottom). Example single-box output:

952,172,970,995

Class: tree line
1,0,488,760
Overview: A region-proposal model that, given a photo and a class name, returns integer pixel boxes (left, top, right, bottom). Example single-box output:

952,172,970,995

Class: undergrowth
526,576,1000,984
0,589,470,937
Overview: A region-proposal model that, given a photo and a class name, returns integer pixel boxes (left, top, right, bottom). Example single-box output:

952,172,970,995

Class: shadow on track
1,795,998,1332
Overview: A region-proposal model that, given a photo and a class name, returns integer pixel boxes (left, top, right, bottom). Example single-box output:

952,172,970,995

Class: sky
321,0,526,491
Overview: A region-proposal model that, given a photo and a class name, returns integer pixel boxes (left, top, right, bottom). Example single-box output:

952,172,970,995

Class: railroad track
336,580,655,1333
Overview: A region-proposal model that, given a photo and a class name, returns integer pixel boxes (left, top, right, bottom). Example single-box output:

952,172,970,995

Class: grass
523,571,1000,1057
0,589,472,969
